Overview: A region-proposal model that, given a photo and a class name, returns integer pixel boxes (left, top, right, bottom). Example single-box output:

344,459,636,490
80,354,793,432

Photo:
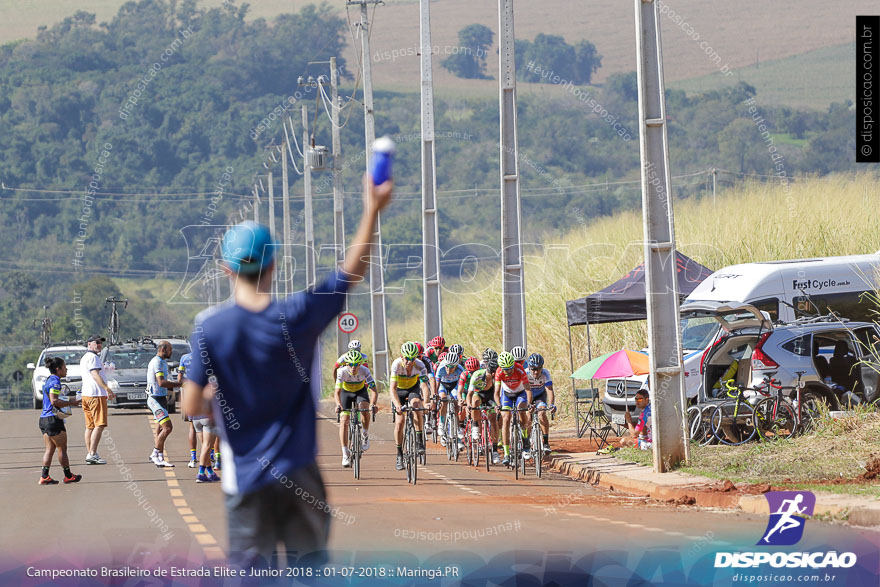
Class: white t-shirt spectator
80,350,108,397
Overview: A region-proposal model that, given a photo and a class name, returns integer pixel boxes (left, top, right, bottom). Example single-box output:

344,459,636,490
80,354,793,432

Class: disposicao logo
759,490,815,546
714,491,857,569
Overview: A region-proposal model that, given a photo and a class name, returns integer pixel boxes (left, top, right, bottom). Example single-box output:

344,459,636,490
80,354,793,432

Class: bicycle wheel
753,398,797,441
351,419,361,480
447,411,459,462
404,421,415,483
686,405,702,442
698,404,718,446
483,418,491,472
709,400,757,446
532,420,543,479
798,391,825,434
430,408,438,445
466,417,475,466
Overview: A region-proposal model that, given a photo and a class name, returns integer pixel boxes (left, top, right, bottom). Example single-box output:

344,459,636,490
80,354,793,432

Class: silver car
696,303,880,410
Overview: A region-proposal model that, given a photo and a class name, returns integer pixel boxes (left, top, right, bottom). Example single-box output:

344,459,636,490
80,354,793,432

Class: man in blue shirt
184,176,392,569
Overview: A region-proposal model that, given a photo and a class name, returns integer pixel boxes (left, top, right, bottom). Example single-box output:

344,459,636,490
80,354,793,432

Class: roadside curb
548,452,880,526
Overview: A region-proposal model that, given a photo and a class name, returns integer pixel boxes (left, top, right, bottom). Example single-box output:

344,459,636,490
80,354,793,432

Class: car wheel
799,390,828,433
33,393,41,410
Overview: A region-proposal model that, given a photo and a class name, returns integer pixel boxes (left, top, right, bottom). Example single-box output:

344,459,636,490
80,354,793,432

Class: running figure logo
759,491,815,546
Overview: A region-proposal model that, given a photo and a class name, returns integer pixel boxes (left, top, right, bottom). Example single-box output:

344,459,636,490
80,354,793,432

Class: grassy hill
1,0,872,106
377,173,880,418
670,43,857,111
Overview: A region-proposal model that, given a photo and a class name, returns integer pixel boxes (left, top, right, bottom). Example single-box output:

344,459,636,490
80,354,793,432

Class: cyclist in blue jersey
433,351,464,446
526,353,556,457
37,357,82,485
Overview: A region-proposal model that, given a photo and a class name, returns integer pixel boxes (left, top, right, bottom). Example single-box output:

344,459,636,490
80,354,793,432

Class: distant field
670,44,856,110
1,0,872,103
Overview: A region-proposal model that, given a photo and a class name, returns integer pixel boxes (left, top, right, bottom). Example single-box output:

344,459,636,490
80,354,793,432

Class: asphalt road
1,404,878,585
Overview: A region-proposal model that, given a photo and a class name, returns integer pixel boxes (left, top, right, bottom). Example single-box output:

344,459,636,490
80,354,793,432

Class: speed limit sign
338,313,358,333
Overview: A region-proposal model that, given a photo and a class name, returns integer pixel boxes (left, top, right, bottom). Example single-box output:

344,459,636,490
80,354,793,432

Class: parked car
27,344,88,409
601,252,880,425
100,339,170,412
695,302,880,410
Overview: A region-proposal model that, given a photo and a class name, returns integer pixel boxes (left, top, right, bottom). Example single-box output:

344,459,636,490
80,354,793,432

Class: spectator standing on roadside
177,351,199,468
37,357,82,484
147,341,181,467
80,335,115,464
184,175,392,569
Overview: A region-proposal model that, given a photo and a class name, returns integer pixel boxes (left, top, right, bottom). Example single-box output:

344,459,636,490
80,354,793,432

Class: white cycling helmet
511,345,527,362
348,339,362,351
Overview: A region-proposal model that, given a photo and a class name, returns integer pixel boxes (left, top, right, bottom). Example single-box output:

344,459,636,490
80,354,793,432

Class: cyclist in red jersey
494,351,533,466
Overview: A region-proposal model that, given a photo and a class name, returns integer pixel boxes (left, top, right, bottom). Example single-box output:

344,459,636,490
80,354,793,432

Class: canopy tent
566,251,713,327
565,252,713,387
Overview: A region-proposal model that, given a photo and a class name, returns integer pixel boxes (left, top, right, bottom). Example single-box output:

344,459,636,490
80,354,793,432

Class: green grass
670,43,856,110
613,408,880,495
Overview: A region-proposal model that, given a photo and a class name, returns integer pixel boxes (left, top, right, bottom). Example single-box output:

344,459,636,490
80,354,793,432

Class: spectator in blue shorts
184,175,392,569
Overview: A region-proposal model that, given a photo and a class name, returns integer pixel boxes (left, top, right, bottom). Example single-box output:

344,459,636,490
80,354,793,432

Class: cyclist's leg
499,393,513,455
437,389,448,434
356,390,371,435
339,391,355,451
409,390,424,432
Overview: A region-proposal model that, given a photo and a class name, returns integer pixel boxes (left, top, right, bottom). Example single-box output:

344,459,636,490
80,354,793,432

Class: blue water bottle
370,136,396,185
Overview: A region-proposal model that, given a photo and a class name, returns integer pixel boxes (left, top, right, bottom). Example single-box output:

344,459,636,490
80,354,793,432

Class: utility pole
634,0,688,472
711,167,717,205
302,104,316,290
349,0,389,386
498,0,527,351
252,184,261,224
282,146,292,295
266,170,278,296
331,56,349,357
420,0,442,343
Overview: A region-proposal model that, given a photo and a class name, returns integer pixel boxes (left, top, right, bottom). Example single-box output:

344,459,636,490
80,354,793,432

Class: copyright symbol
862,145,872,157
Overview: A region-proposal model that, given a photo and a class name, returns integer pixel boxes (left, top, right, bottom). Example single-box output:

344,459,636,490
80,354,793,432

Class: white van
602,253,880,424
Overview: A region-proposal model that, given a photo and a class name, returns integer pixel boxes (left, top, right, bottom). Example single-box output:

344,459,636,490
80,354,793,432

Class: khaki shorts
82,396,108,428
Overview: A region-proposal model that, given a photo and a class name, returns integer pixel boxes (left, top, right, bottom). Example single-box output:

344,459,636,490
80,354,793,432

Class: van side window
751,297,779,322
793,291,875,321
781,335,811,357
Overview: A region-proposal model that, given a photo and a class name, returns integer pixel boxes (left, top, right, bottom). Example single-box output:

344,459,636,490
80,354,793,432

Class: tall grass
383,173,880,420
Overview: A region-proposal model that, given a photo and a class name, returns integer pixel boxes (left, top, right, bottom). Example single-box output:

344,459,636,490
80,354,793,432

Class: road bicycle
394,405,428,485
753,371,815,440
34,305,51,347
467,404,494,472
751,375,797,441
506,405,531,480
708,381,759,446
439,396,461,462
425,394,441,445
104,297,128,345
337,406,374,480
530,405,554,479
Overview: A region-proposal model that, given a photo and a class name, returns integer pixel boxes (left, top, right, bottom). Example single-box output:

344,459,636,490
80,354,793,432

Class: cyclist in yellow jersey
390,341,432,471
334,350,377,468
332,340,369,382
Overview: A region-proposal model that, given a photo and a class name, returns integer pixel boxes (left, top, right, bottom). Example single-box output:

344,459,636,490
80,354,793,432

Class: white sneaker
492,451,501,465
150,453,162,466
425,423,434,434
342,455,351,468
188,459,197,468
523,450,532,461
440,435,447,447
471,427,480,441
148,451,157,463
362,432,370,452
458,429,465,440
159,460,175,468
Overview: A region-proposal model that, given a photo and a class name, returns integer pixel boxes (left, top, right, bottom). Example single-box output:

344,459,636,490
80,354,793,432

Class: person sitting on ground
599,387,651,453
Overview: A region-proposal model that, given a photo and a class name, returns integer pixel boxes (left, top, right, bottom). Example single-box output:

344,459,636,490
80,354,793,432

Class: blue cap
221,221,275,274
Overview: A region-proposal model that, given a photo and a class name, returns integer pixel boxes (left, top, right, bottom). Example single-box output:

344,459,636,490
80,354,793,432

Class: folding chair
574,388,613,450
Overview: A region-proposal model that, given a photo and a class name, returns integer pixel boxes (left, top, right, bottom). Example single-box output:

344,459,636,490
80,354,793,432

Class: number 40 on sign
338,313,358,333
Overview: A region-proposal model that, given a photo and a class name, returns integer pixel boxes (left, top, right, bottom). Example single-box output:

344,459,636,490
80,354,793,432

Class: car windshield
40,350,87,366
169,344,190,363
105,347,156,369
680,316,720,350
